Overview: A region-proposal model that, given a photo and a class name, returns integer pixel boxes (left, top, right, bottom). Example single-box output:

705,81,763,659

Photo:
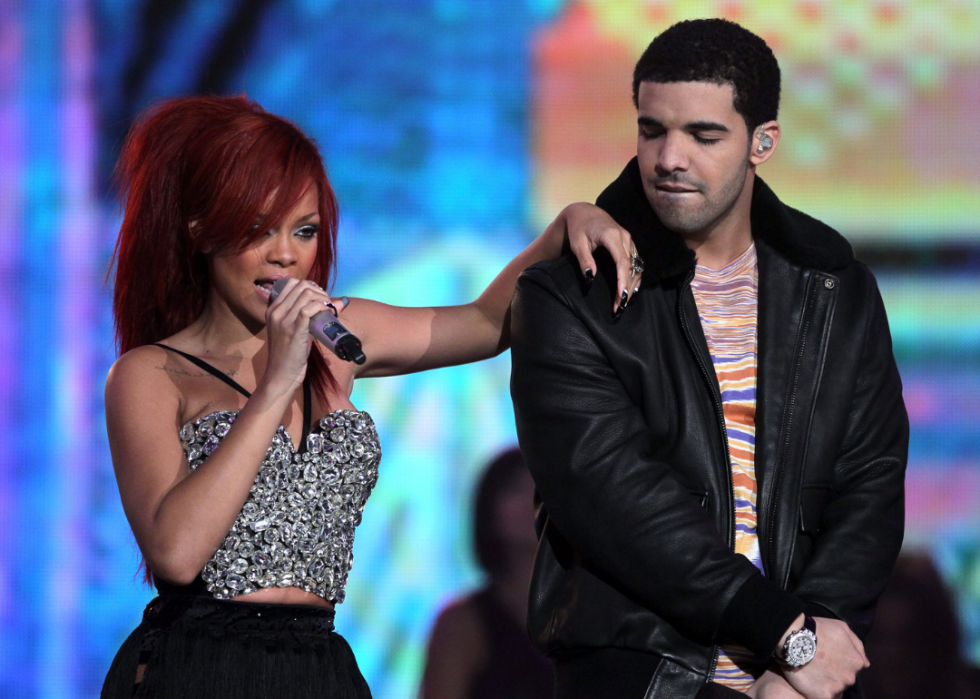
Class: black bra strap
154,343,313,450
153,343,251,398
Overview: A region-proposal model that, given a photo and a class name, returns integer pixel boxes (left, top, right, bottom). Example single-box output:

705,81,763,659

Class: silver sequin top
178,408,381,602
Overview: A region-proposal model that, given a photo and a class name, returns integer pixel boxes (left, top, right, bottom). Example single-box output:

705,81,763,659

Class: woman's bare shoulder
105,344,182,413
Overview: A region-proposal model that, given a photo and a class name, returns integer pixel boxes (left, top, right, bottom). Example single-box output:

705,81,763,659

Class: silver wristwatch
777,614,817,668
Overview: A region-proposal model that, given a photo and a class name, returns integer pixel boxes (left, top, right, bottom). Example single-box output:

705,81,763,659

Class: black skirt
101,595,372,699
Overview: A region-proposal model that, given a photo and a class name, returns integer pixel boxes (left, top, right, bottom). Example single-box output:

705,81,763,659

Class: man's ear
749,120,781,166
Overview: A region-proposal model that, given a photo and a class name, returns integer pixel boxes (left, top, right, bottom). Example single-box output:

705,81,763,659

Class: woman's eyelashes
248,223,320,239
294,224,320,240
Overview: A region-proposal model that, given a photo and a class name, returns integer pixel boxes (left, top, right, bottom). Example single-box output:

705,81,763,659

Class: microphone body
269,278,366,365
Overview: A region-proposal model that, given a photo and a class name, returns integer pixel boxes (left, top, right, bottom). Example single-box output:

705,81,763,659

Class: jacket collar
595,157,854,286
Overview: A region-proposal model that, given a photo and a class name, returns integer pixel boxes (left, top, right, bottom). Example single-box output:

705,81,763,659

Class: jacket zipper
677,270,734,679
765,274,816,581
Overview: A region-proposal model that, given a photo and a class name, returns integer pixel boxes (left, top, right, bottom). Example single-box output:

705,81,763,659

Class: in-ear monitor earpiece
757,127,773,154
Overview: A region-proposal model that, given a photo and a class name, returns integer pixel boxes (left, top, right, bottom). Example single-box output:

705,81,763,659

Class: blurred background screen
1,1,979,697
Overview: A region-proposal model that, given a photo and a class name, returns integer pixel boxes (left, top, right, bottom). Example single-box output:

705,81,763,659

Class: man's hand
781,617,869,699
746,669,806,699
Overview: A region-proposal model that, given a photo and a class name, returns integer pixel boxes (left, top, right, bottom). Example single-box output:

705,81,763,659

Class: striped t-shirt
690,242,763,691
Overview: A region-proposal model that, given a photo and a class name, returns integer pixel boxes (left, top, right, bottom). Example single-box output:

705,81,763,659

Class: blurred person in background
862,553,980,699
421,447,554,699
99,95,640,698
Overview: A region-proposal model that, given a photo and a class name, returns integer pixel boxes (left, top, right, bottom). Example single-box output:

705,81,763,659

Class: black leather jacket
510,159,908,698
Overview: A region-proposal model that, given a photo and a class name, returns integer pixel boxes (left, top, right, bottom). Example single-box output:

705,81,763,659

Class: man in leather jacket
510,19,908,699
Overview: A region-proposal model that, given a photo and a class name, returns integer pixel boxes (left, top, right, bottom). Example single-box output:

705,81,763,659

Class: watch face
786,631,817,667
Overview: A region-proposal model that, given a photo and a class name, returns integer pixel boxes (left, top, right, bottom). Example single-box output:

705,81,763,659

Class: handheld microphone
269,278,366,365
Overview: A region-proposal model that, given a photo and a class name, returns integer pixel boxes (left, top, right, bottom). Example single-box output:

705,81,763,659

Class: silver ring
629,253,645,277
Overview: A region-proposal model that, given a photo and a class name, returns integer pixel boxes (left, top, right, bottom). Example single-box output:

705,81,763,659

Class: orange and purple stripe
691,244,763,691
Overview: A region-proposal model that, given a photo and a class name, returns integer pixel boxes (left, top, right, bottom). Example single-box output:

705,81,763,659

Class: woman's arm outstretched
348,203,632,378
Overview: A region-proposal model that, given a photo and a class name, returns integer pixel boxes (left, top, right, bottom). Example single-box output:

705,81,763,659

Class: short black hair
632,18,781,131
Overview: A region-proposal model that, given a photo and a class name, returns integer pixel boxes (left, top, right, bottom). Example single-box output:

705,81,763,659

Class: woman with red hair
100,95,639,698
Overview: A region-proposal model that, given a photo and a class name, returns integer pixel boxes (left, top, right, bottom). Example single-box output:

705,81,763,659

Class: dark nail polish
584,268,594,284
613,306,624,320
620,290,629,308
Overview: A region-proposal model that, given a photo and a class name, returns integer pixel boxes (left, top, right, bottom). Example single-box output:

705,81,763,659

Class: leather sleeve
792,267,909,638
511,262,804,653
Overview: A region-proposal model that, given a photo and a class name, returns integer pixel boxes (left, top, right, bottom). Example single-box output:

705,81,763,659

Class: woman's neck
180,295,268,358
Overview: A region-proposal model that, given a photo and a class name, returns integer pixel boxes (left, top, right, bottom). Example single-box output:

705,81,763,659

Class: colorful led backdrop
533,0,980,237
1,1,979,697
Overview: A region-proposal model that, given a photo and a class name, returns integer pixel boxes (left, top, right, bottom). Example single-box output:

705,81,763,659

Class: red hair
111,95,339,398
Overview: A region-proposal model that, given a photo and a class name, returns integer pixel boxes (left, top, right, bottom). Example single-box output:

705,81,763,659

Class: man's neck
686,227,754,271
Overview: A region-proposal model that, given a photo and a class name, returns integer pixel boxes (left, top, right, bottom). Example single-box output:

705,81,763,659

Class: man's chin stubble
654,204,715,235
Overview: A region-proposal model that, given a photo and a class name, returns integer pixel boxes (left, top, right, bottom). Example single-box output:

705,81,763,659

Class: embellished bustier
156,344,381,603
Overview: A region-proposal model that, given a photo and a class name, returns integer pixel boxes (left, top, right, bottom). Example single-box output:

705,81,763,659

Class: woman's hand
563,202,642,316
261,278,347,396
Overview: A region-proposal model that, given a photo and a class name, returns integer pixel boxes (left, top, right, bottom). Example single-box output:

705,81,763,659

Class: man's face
636,81,752,237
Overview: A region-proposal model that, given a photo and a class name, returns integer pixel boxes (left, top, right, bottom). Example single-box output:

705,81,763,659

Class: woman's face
208,186,321,327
